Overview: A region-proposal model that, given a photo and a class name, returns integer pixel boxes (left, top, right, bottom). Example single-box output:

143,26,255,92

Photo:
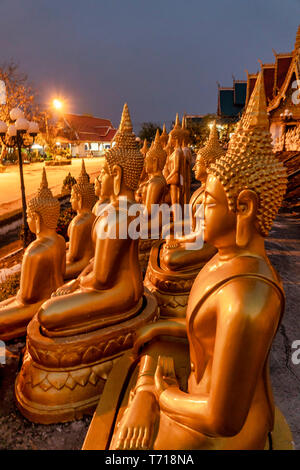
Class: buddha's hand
154,355,178,397
111,390,159,450
52,279,80,297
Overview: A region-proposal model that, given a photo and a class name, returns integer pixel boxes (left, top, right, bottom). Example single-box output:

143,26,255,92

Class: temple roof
217,80,247,118
57,113,117,143
246,25,300,112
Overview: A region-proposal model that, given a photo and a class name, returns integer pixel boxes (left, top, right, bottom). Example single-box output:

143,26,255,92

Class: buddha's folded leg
0,300,44,340
38,288,136,333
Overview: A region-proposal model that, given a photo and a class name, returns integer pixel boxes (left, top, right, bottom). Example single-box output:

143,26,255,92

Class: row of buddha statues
0,71,291,449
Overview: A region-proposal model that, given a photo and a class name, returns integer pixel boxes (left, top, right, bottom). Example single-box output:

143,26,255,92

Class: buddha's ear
112,164,122,196
76,193,81,210
236,189,258,248
33,211,41,234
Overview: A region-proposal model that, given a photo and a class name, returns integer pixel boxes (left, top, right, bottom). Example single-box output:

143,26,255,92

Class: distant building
56,113,117,157
246,25,300,149
217,79,247,121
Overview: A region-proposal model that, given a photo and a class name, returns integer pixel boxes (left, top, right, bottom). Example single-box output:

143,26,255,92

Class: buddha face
27,208,37,234
100,162,114,198
193,155,207,182
70,188,80,211
204,174,236,247
94,177,101,197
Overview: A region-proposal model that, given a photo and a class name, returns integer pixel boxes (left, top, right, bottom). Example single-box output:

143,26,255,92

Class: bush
61,172,77,195
56,206,76,241
0,272,21,302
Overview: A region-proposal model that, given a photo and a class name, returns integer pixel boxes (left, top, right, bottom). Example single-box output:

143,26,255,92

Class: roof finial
174,113,180,128
181,116,186,129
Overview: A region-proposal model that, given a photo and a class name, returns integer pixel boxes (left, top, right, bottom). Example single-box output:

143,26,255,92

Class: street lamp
0,108,39,247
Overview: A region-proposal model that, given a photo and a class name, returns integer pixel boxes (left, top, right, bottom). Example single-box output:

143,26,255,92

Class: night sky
0,0,299,131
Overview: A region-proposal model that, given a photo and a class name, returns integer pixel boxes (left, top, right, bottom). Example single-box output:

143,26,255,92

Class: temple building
217,78,247,121
55,113,117,157
246,25,300,149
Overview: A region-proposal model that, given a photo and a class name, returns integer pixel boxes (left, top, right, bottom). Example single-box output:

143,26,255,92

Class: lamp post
0,107,39,247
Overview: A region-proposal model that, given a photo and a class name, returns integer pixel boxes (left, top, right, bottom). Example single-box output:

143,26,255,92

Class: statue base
144,240,205,318
15,288,159,424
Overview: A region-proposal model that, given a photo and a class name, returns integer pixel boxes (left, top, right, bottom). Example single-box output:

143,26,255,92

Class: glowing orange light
53,99,63,110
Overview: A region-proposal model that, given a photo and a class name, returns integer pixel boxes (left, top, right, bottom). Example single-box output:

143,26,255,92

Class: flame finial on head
72,159,95,209
196,121,225,167
146,129,167,171
105,103,144,190
28,168,60,229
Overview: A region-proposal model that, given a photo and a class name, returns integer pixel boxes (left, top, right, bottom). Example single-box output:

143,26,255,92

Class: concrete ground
0,208,299,450
0,158,104,217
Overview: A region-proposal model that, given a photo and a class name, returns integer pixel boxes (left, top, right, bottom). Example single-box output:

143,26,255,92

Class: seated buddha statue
160,123,168,149
0,169,65,340
144,122,223,318
142,129,167,214
135,139,149,204
37,103,147,337
15,104,159,425
108,71,288,450
64,160,96,280
138,130,167,272
159,121,224,272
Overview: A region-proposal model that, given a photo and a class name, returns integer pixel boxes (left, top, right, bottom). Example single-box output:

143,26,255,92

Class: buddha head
70,159,95,212
169,113,184,146
27,168,60,234
193,121,225,183
164,134,175,157
144,129,167,175
181,116,190,146
204,72,287,248
104,103,144,197
160,124,169,148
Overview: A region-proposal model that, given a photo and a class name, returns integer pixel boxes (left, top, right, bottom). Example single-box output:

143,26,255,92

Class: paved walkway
267,211,300,449
0,158,104,217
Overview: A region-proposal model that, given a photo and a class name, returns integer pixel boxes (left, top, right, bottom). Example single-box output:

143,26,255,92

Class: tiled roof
59,113,117,142
275,55,292,91
263,65,275,102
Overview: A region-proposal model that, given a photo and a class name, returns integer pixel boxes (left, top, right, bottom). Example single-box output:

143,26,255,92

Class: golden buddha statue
0,169,65,341
160,123,169,149
181,116,192,204
92,172,110,216
138,130,167,272
144,121,223,318
135,139,149,204
15,103,159,424
87,72,289,450
142,129,167,213
64,160,96,280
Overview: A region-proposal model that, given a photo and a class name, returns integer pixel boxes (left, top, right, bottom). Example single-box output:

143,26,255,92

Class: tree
0,61,39,163
139,122,162,143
